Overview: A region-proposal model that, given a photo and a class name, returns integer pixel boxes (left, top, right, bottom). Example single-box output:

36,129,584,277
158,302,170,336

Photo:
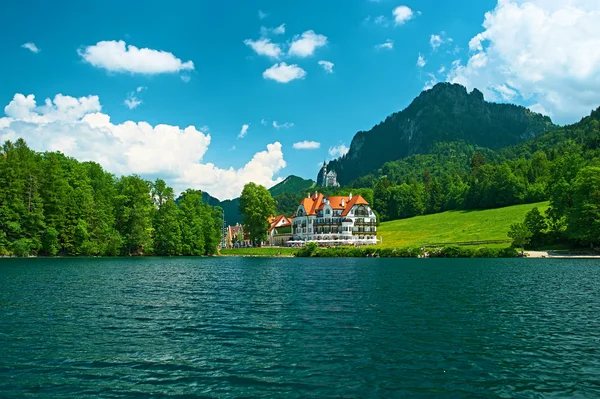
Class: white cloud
261,119,267,125
124,86,146,109
124,97,141,109
238,123,249,138
288,30,328,57
447,0,600,124
21,42,40,53
0,93,285,200
273,121,294,129
423,73,439,90
244,38,282,59
180,75,191,83
293,140,320,150
258,10,268,19
438,66,446,74
430,34,443,49
393,6,415,25
417,53,427,67
318,60,335,73
78,40,194,74
376,39,394,50
374,15,389,26
263,62,306,83
328,144,349,158
261,24,286,36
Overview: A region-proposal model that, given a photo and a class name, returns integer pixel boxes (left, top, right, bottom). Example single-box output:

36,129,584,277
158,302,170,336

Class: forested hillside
326,83,556,185
0,139,223,257
348,107,600,247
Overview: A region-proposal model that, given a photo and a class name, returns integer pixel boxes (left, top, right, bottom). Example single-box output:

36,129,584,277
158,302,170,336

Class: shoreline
525,251,600,259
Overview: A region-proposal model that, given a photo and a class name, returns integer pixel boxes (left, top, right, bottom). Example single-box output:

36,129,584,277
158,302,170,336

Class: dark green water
1,258,599,398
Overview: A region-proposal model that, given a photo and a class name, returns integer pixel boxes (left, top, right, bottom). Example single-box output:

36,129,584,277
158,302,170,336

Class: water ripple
1,257,600,398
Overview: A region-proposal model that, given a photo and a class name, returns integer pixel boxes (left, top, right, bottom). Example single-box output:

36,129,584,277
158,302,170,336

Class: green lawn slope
377,202,549,248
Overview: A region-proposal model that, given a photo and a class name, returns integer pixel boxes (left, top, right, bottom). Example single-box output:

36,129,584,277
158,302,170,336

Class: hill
208,175,315,226
269,175,315,197
325,83,557,185
377,201,549,248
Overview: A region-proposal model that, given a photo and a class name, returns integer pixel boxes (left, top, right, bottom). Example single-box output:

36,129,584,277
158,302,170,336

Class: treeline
0,139,223,257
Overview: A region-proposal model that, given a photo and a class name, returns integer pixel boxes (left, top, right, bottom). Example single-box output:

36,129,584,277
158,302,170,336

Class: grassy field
377,202,549,248
220,247,298,256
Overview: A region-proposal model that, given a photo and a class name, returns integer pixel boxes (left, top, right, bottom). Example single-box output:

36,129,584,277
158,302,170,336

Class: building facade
226,224,250,248
268,215,293,246
290,192,377,245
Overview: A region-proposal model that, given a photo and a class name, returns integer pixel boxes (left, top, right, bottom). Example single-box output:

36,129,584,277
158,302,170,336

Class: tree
471,152,485,175
152,179,182,256
115,176,154,255
567,167,600,247
239,183,275,246
179,190,206,256
508,223,532,255
524,207,548,248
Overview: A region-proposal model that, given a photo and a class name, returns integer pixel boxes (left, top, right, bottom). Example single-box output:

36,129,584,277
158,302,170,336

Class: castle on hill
317,161,339,188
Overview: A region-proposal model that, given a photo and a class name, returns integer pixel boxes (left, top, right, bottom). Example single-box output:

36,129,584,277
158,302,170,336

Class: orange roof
268,215,292,232
295,192,370,217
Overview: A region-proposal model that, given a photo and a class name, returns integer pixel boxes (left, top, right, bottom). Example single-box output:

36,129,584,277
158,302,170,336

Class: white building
290,192,378,245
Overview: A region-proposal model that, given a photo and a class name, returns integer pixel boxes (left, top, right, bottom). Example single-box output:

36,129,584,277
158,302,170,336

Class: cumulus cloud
78,40,194,74
393,6,415,25
0,93,285,200
376,39,394,50
288,30,328,57
238,123,249,138
244,38,282,59
258,10,268,19
328,144,349,158
263,62,306,83
417,53,427,67
293,140,320,150
446,0,600,123
273,121,294,129
21,42,40,53
318,60,334,73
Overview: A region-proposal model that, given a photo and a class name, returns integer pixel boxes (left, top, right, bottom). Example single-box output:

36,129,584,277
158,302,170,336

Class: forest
0,139,223,257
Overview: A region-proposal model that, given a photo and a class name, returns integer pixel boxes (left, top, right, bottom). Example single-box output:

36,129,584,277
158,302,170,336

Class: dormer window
325,209,330,215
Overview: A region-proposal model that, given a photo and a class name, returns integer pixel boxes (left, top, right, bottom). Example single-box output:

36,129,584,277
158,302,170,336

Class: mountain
269,175,315,197
325,83,557,185
207,175,315,226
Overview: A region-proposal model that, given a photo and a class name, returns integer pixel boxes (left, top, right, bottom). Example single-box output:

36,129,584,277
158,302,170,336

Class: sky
1,0,600,200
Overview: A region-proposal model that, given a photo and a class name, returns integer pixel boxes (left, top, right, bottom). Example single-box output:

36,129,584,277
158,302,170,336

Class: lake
1,257,599,398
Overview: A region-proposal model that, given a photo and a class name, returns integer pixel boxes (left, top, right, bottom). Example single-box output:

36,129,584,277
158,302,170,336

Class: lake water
1,257,600,398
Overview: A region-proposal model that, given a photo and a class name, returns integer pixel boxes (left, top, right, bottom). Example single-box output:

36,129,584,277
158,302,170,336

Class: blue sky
1,0,599,199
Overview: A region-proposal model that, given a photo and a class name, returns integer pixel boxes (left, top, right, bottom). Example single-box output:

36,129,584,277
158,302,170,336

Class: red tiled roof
294,193,370,218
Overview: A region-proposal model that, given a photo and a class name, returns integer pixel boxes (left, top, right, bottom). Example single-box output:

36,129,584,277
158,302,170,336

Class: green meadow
377,202,549,248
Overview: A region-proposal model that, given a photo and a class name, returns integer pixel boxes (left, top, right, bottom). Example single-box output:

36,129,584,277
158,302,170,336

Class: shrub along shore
219,244,520,258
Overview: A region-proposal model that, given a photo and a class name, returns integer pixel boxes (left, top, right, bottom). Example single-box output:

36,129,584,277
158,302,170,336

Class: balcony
352,229,377,235
313,218,343,226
